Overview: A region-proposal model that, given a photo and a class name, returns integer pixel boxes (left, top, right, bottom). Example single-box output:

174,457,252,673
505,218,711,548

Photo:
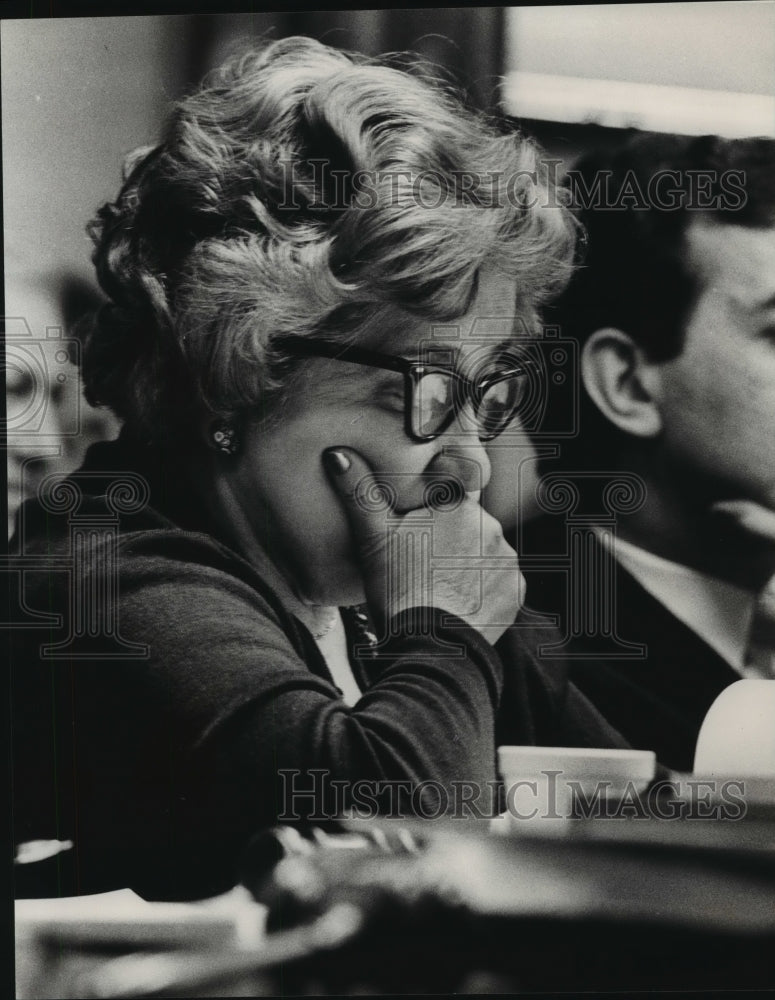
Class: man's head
550,133,775,518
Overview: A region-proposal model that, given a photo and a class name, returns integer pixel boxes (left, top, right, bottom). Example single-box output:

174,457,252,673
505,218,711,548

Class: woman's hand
324,447,524,645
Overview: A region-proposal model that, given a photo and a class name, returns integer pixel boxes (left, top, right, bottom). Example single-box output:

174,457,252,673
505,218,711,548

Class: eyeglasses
275,335,536,443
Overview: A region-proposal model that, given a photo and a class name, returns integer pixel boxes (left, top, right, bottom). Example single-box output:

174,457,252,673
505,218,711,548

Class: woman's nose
427,415,493,496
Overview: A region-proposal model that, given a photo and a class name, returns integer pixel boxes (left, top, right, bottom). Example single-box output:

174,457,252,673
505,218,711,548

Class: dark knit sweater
10,432,626,899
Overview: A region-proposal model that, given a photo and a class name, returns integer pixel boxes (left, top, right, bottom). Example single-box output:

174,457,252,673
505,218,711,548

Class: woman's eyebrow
751,291,775,313
406,338,521,366
415,342,459,361
495,336,521,353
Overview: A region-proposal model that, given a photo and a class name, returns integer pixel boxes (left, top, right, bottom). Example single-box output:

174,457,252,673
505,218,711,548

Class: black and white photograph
4,4,775,996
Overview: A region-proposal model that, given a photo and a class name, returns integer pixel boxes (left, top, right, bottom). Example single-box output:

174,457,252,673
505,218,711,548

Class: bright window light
503,2,775,137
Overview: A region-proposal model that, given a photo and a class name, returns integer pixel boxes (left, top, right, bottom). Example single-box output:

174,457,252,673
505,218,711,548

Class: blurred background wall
3,4,774,536
504,2,775,163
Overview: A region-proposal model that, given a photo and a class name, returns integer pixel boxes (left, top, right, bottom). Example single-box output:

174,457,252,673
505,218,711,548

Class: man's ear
581,328,662,438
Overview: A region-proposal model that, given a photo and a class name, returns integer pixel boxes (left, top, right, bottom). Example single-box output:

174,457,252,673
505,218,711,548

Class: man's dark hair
544,131,775,468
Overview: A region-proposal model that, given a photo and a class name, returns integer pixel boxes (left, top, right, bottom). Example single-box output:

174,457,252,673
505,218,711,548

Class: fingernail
323,449,351,475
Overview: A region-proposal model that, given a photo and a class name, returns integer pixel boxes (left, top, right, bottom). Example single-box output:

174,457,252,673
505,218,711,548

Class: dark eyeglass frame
275,334,537,443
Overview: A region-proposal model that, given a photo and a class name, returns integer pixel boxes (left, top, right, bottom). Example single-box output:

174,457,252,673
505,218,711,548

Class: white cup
694,679,775,777
495,746,656,835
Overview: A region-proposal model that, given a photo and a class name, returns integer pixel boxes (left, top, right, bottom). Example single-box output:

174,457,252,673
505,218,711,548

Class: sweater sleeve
495,616,631,752
56,531,504,896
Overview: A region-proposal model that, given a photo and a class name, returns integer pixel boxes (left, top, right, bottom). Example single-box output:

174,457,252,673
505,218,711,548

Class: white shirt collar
595,529,756,674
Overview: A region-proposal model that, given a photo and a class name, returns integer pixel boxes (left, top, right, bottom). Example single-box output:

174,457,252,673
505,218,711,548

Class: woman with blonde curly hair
12,37,625,900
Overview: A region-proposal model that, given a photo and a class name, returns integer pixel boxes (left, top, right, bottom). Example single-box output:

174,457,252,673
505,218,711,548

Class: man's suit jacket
517,516,740,772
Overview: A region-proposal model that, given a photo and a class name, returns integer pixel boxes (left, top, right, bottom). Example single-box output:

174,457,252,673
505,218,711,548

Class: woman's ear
581,328,662,439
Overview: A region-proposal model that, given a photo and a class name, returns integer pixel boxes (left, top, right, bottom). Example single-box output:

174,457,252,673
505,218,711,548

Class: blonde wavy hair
83,36,576,444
